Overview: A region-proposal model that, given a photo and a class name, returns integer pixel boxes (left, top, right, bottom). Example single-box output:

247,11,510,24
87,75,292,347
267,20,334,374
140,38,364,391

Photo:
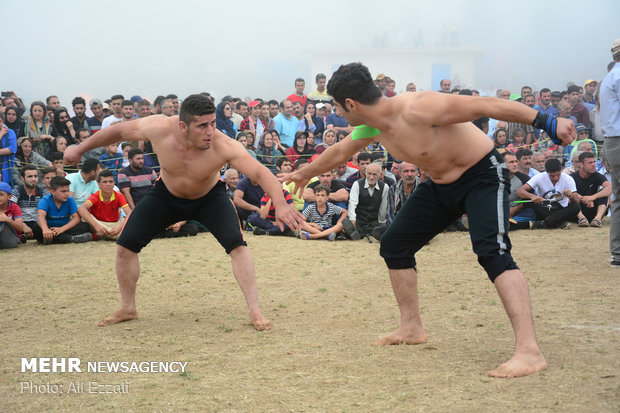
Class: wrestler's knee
478,254,520,282
380,229,416,269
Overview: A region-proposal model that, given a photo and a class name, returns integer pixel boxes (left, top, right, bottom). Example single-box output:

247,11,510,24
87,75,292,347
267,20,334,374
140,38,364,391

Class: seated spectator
345,163,388,240
270,129,288,153
157,220,199,238
304,101,324,138
572,152,611,228
492,128,508,151
516,158,580,229
12,137,52,186
120,142,132,167
502,152,536,230
315,128,337,154
50,152,68,177
564,141,606,175
345,152,372,190
11,166,49,239
0,112,17,185
20,101,54,157
249,188,295,236
4,106,25,138
325,104,353,134
49,136,69,160
285,131,313,165
569,123,597,158
516,148,539,178
299,184,348,241
506,127,526,153
40,167,56,192
531,151,546,173
292,101,315,134
51,107,77,145
77,128,106,162
233,175,264,227
386,162,419,226
282,158,315,211
86,99,106,134
235,132,257,159
255,131,283,174
66,158,101,207
303,168,348,209
221,168,239,200
78,170,131,240
0,182,23,248
99,143,123,183
216,101,237,138
563,151,582,175
117,148,157,209
335,162,357,181
33,176,92,244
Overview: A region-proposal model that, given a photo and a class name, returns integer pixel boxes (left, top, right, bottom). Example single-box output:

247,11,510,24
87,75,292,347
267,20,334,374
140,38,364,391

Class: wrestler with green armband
280,62,575,378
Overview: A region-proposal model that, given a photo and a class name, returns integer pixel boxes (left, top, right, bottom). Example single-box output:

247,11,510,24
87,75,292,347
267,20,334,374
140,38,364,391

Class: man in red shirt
248,189,295,236
287,78,308,107
0,182,23,248
78,170,131,240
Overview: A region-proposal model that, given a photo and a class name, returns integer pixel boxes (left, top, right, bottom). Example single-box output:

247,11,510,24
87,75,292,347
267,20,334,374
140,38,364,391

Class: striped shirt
117,165,157,205
260,190,294,221
302,202,343,229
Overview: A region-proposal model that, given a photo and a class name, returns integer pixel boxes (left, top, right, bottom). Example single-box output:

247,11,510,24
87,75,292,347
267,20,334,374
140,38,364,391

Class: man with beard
101,95,124,129
71,97,90,131
11,166,49,239
117,149,157,209
386,162,419,225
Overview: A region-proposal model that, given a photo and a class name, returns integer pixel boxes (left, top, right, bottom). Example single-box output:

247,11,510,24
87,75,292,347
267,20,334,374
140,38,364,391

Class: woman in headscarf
12,137,52,186
492,127,508,152
236,131,256,159
304,101,324,139
255,131,283,174
285,131,314,164
51,107,76,145
19,101,54,157
314,128,337,154
4,106,24,137
216,101,237,138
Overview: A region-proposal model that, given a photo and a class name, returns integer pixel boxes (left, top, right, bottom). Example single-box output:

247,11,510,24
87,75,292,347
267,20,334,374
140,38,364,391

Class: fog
3,0,619,105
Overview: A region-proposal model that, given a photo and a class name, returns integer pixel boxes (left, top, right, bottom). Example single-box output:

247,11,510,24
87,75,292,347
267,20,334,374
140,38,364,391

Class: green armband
351,125,382,141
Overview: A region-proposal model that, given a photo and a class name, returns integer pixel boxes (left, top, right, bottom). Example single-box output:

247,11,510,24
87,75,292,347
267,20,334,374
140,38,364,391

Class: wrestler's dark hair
72,96,86,107
357,152,372,163
313,183,330,195
544,158,562,173
50,176,71,190
276,156,291,169
127,148,143,160
97,169,115,182
578,151,596,163
327,63,382,110
110,94,124,101
515,148,533,160
179,94,216,124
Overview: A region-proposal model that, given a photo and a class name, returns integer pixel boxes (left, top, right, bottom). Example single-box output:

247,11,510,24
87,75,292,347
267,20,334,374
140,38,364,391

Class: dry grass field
1,223,619,412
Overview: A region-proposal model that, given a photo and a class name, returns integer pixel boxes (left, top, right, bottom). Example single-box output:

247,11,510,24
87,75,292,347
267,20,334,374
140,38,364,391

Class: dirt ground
1,222,619,412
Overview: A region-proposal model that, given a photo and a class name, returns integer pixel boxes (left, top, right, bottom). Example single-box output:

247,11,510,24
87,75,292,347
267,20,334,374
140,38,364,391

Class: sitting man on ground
66,158,101,207
344,151,372,190
386,162,419,226
11,166,49,239
572,151,610,228
516,158,580,229
515,148,539,178
503,151,536,230
302,168,349,209
345,162,388,240
299,184,348,241
249,188,295,236
233,175,264,227
223,168,239,199
33,176,92,243
117,148,157,209
0,182,23,249
78,169,132,240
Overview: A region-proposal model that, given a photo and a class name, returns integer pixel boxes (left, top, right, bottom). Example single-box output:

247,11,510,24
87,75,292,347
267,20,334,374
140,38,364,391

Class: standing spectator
273,100,298,147
71,97,90,131
308,73,332,103
0,113,17,185
601,38,620,266
583,80,598,111
534,88,559,116
165,94,179,114
101,95,124,129
160,99,175,117
287,78,308,107
568,85,590,127
0,182,23,248
117,148,157,209
4,106,24,137
20,101,54,157
231,101,247,128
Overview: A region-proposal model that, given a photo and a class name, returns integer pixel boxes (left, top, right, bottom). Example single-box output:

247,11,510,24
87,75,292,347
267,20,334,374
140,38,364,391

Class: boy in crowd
40,167,56,192
78,170,131,240
249,188,295,236
0,182,23,248
299,184,347,241
33,176,92,244
99,143,123,183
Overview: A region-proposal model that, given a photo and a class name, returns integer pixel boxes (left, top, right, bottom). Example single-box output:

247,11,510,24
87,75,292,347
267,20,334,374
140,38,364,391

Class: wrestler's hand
274,203,304,231
555,118,576,147
64,144,83,166
278,171,310,198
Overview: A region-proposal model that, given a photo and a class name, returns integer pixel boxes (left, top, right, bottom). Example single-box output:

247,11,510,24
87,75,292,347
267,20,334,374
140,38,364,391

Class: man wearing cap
375,73,388,95
87,99,106,134
308,73,333,103
601,38,620,267
568,85,590,127
0,182,23,248
239,101,261,133
583,80,598,111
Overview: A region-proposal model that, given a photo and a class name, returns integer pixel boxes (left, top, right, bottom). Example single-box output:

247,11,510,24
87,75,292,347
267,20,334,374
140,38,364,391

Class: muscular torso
374,95,494,184
143,117,228,199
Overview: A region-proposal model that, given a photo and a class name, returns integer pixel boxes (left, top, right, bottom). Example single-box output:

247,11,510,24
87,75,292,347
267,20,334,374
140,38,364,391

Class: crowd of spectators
0,68,613,249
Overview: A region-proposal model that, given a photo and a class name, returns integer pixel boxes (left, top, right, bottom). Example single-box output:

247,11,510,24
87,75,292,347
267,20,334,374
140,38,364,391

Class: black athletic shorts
117,179,246,254
380,149,519,282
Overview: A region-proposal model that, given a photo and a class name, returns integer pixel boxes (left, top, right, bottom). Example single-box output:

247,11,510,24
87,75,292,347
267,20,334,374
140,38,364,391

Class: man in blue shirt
0,113,17,185
33,176,92,244
601,38,620,267
273,99,298,147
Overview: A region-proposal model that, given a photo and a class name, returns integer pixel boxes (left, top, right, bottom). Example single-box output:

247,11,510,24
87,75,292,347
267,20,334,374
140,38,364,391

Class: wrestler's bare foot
488,351,547,378
249,309,272,331
97,309,138,327
371,326,428,346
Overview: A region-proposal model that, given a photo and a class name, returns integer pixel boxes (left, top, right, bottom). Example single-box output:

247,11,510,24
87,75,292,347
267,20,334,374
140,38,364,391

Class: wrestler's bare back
141,115,241,199
370,93,494,184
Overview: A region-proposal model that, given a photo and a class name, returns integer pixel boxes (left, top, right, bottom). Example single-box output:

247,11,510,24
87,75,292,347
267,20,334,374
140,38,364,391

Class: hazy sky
3,0,619,105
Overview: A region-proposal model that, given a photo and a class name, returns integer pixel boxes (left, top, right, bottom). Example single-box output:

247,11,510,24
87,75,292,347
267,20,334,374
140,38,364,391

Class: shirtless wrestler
65,94,304,331
281,63,575,378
